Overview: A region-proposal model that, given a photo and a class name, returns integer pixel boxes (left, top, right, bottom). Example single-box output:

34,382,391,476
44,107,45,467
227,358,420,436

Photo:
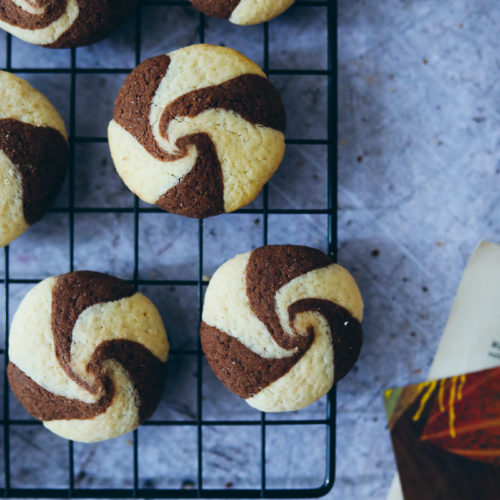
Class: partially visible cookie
0,71,67,248
108,44,286,218
8,271,169,442
201,245,363,412
0,1,137,48
190,0,295,25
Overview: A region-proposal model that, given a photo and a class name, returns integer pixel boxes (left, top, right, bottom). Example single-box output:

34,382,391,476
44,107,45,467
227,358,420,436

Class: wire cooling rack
0,0,336,497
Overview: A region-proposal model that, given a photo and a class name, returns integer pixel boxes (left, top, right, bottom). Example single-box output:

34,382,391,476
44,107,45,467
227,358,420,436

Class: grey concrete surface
337,0,499,498
0,0,499,498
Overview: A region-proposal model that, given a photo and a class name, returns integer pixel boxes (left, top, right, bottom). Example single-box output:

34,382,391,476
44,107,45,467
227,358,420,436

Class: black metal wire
1,0,336,497
132,3,143,496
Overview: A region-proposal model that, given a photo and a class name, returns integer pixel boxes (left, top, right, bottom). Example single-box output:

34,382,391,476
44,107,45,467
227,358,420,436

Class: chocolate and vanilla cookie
190,0,295,25
108,44,286,218
201,245,363,412
8,271,169,442
0,71,67,248
0,1,137,48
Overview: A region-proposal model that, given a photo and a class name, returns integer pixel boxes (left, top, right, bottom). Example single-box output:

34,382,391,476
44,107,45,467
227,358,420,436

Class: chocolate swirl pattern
0,0,137,48
8,271,169,442
190,0,295,25
108,44,286,218
201,245,363,412
0,71,67,247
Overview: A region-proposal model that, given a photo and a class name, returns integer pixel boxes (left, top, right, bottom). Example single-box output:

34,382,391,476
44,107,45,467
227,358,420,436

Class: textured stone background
338,0,499,498
0,0,499,498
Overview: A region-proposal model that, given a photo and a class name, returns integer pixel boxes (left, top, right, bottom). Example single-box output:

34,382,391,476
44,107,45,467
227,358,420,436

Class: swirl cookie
190,0,295,25
8,271,169,442
201,245,363,412
0,0,137,48
0,71,67,248
108,44,286,218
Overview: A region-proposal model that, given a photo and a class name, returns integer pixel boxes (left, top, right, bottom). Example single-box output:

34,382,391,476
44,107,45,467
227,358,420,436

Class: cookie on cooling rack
0,71,67,248
108,44,286,218
0,0,137,48
201,245,363,412
190,0,295,25
8,271,169,442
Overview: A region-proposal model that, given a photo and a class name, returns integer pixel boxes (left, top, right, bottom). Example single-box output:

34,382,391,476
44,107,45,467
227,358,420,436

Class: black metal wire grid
0,0,336,497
